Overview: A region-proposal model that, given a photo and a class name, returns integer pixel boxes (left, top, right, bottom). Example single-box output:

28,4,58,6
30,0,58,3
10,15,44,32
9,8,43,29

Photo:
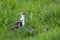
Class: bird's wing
10,25,18,30
14,20,22,27
20,21,22,27
10,20,23,30
10,21,20,29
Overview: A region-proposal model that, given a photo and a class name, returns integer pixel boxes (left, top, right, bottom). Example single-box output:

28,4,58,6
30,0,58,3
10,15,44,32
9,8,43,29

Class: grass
0,0,60,40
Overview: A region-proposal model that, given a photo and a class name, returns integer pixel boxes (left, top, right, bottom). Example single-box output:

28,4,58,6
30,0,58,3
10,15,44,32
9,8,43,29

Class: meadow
0,0,60,40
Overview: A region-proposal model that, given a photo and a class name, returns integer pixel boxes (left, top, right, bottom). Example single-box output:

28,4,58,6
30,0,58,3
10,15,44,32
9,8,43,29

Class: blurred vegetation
0,0,60,40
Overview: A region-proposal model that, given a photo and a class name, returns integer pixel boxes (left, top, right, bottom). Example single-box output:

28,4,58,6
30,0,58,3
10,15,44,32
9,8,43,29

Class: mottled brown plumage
10,20,22,30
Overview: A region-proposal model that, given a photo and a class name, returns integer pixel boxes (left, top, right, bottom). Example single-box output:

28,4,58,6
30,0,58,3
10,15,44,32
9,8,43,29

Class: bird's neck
20,15,24,20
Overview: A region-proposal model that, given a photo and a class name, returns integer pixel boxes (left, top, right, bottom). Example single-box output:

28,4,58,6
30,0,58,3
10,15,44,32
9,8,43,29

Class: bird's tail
9,25,19,30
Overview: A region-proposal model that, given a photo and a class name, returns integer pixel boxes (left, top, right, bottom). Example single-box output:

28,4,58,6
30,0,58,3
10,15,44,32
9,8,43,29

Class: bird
10,12,25,30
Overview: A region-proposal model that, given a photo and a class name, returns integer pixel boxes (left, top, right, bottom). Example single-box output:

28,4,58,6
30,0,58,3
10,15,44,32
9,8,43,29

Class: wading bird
10,12,25,30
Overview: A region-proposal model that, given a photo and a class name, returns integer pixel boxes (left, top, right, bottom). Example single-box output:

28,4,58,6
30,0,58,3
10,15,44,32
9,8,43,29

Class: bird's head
21,12,25,16
21,11,28,16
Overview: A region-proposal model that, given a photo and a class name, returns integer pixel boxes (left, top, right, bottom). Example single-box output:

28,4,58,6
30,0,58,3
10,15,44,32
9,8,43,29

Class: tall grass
0,0,60,40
